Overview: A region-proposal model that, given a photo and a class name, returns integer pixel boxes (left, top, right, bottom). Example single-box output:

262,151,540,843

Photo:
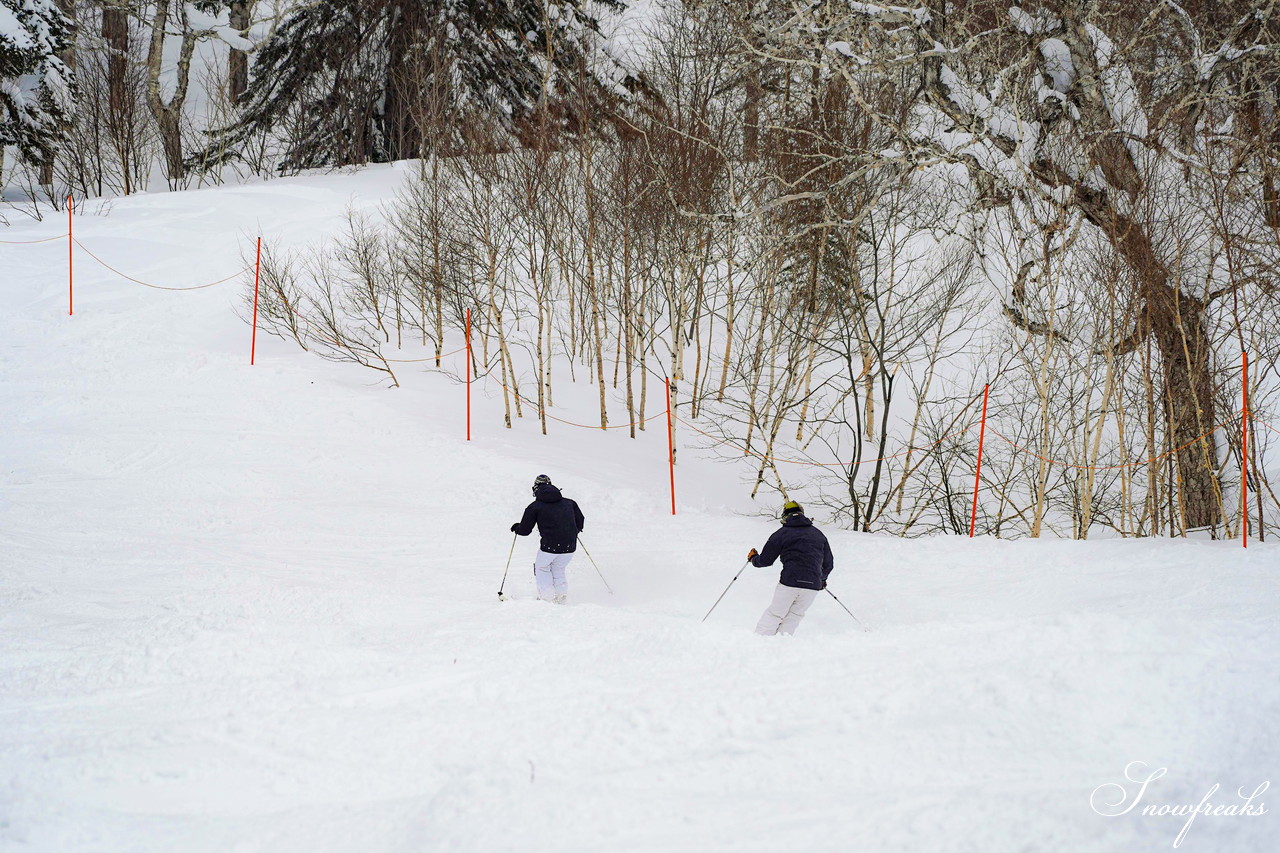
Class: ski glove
510,523,520,533
747,548,759,562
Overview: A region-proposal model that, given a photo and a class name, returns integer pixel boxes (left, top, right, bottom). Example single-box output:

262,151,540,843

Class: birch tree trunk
145,0,196,184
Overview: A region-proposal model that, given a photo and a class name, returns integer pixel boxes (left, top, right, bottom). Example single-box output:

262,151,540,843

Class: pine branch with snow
0,0,77,170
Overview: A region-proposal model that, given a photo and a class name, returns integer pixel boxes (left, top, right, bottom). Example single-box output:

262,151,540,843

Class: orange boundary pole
969,383,990,537
465,308,472,441
250,237,262,365
666,377,676,515
67,196,73,316
1242,352,1249,548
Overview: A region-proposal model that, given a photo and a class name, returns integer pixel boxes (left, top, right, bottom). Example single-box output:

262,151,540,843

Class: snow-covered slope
2,168,1277,852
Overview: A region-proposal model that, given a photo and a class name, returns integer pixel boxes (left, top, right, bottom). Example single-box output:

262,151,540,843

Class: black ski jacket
750,515,834,590
513,484,585,554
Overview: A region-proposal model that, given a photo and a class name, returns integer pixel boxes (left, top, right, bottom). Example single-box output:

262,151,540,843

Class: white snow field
2,167,1277,852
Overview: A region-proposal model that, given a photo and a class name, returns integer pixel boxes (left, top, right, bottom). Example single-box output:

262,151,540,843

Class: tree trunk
101,3,138,193
381,3,421,161
863,371,894,531
146,0,196,183
743,68,761,162
1113,241,1221,528
1075,186,1224,530
228,1,251,103
1147,288,1221,529
104,3,129,115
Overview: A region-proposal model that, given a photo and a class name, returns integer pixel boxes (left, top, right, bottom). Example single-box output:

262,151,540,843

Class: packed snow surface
2,166,1277,851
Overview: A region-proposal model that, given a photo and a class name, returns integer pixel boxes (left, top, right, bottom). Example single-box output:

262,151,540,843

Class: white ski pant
533,550,573,600
755,584,819,635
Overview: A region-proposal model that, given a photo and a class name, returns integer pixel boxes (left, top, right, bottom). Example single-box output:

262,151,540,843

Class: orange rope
493,378,663,429
384,344,468,363
539,406,657,430
269,295,1280,468
672,411,1254,473
0,233,67,244
281,297,470,363
675,413,975,467
452,357,663,429
18,228,1278,476
74,238,249,290
985,422,1229,471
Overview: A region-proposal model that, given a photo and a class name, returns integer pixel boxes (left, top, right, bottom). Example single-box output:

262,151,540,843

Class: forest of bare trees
5,0,1278,539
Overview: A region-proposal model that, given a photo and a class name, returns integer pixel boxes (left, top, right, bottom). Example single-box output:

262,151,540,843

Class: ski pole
498,533,517,600
702,561,751,622
577,539,613,595
825,587,869,632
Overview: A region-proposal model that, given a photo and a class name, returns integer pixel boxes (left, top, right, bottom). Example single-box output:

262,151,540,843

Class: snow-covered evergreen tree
0,0,76,171
204,0,635,171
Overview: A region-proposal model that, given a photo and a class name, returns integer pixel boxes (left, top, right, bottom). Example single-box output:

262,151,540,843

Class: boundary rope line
12,224,1274,470
151,262,1280,462
0,233,67,244
496,376,664,430
669,412,1264,473
280,297,470,362
384,345,468,363
73,238,250,290
985,422,1230,471
466,372,1273,471
675,413,975,467
278,310,661,428
464,358,664,430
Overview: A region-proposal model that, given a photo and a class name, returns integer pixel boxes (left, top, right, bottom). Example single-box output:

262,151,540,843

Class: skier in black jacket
511,474,585,604
747,500,834,635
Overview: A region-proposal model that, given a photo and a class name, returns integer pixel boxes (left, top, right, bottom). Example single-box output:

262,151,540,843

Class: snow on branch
826,40,960,67
1085,23,1149,140
782,0,930,39
847,2,932,26
185,4,256,50
1009,6,1061,36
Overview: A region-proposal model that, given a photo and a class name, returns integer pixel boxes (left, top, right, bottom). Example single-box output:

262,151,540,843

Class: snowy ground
2,167,1278,852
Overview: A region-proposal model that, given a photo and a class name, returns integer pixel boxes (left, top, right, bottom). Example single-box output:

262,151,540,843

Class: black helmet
532,474,552,495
